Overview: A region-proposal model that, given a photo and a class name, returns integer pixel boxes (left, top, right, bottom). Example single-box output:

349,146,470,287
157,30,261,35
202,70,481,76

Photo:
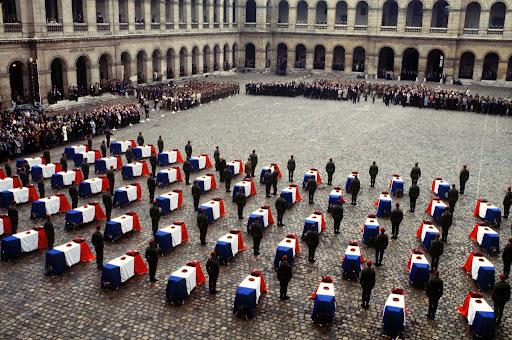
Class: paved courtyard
1,73,512,339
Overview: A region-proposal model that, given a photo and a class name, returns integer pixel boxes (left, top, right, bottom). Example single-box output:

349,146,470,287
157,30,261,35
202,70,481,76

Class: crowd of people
48,79,134,104
137,81,240,111
0,102,140,161
246,79,512,115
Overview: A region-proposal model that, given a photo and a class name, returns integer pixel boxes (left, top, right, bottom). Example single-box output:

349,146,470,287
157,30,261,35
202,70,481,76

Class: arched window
297,1,308,24
382,0,398,26
136,50,148,83
377,47,395,79
278,0,289,23
401,48,419,80
464,2,481,29
458,52,475,79
276,43,288,74
315,1,327,24
314,45,325,69
352,47,365,72
333,46,345,70
482,52,499,80
76,55,91,94
166,49,174,78
489,2,506,29
295,44,306,68
245,43,256,68
246,0,256,22
426,49,444,82
431,0,449,28
406,0,423,27
99,53,113,81
355,1,368,26
335,1,348,25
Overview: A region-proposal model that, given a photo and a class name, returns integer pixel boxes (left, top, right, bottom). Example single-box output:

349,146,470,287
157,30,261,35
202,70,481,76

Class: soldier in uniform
275,195,288,226
147,174,156,203
197,210,209,245
409,180,420,212
43,150,51,164
125,146,134,164
390,203,404,239
8,203,18,234
444,184,458,211
306,177,317,204
4,159,12,177
439,209,453,242
304,229,320,262
183,157,192,185
192,182,201,211
349,175,361,205
44,216,55,249
185,141,193,159
69,183,79,209
150,202,161,235
264,169,272,198
249,220,263,255
271,169,279,195
459,165,469,194
91,225,104,269
223,166,232,192
137,132,145,146
37,178,45,199
219,157,227,182
102,192,113,221
60,153,68,172
81,160,89,180
244,158,252,179
234,189,246,219
145,240,159,282
426,271,443,320
287,155,295,182
213,146,220,172
429,235,444,272
249,150,258,178
325,158,335,186
206,251,220,294
331,201,344,234
149,152,158,176
100,141,107,158
157,136,164,154
277,255,293,300
502,237,512,277
503,187,512,219
369,161,378,187
106,166,115,195
492,274,511,325
374,228,388,266
360,260,376,309
410,162,421,182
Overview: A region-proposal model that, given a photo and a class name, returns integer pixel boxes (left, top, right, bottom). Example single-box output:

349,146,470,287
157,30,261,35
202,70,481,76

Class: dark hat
499,273,507,281
95,225,101,231
281,255,288,261
380,227,385,232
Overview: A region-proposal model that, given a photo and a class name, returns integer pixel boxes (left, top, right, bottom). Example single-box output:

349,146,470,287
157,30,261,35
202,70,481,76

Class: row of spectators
246,79,512,115
0,103,141,162
48,79,134,104
137,80,240,111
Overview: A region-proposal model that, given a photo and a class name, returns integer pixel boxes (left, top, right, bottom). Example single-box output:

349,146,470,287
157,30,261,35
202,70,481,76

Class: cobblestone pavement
1,74,512,339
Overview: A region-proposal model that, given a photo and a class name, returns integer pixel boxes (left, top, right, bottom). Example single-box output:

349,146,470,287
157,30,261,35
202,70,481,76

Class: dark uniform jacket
360,267,376,290
306,178,317,192
92,230,104,249
304,230,320,248
390,208,404,225
410,166,421,181
197,214,209,230
287,159,295,171
250,222,263,240
375,233,389,250
460,169,470,182
503,192,512,207
502,243,512,263
145,245,158,265
206,257,220,277
426,277,444,300
277,262,293,282
439,211,453,229
369,165,378,177
447,188,459,203
409,184,420,199
192,184,201,198
349,178,361,194
150,205,161,221
430,239,444,257
492,281,511,305
102,193,112,210
332,204,344,220
275,197,288,212
183,160,192,174
325,161,335,175
235,192,246,207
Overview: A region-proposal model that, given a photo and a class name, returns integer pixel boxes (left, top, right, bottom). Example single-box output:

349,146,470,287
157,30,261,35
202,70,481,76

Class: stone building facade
0,0,511,107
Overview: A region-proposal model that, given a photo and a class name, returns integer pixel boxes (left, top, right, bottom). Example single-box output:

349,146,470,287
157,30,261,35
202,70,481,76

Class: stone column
197,0,203,26
144,0,152,30
86,0,97,32
90,64,100,84
256,0,265,29
67,66,77,89
208,0,214,26
346,52,353,71
256,46,266,70
62,0,73,33
393,54,401,78
186,0,192,29
473,57,483,81
327,5,336,31
347,7,355,31
422,9,431,34
397,8,406,33
160,0,167,27
0,5,4,34
447,5,461,35
497,60,508,81
368,4,379,35
326,51,334,69
128,0,136,30
225,1,232,28
174,0,180,27
306,50,313,69
307,6,315,29
218,0,224,26
418,56,427,80
480,9,490,32
186,54,193,75
288,5,296,28
112,0,120,33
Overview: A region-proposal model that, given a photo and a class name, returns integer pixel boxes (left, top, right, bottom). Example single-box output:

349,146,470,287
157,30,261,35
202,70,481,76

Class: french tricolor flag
425,197,447,221
345,171,358,192
215,229,245,263
0,176,22,191
156,167,183,187
104,212,142,242
110,140,136,155
247,206,274,232
16,157,44,169
462,251,495,291
232,179,257,201
274,233,300,269
302,211,326,237
457,291,495,337
198,198,226,224
431,177,450,199
94,156,123,173
406,249,430,286
189,154,213,172
0,215,12,236
383,289,406,338
302,168,322,189
31,194,71,219
193,173,217,193
101,250,148,290
64,202,106,230
0,185,39,208
328,187,345,211
469,222,499,254
281,184,301,206
51,168,84,189
155,190,183,215
342,241,365,276
234,270,268,319
64,145,88,159
388,174,404,196
226,159,244,176
166,261,206,303
31,162,63,181
155,221,188,253
362,214,380,245
45,237,95,276
374,191,392,217
133,145,156,160
78,177,110,198
473,199,501,225
121,161,150,180
74,150,101,166
0,226,48,261
158,149,184,166
311,277,336,324
113,183,142,207
260,163,282,183
415,220,439,250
